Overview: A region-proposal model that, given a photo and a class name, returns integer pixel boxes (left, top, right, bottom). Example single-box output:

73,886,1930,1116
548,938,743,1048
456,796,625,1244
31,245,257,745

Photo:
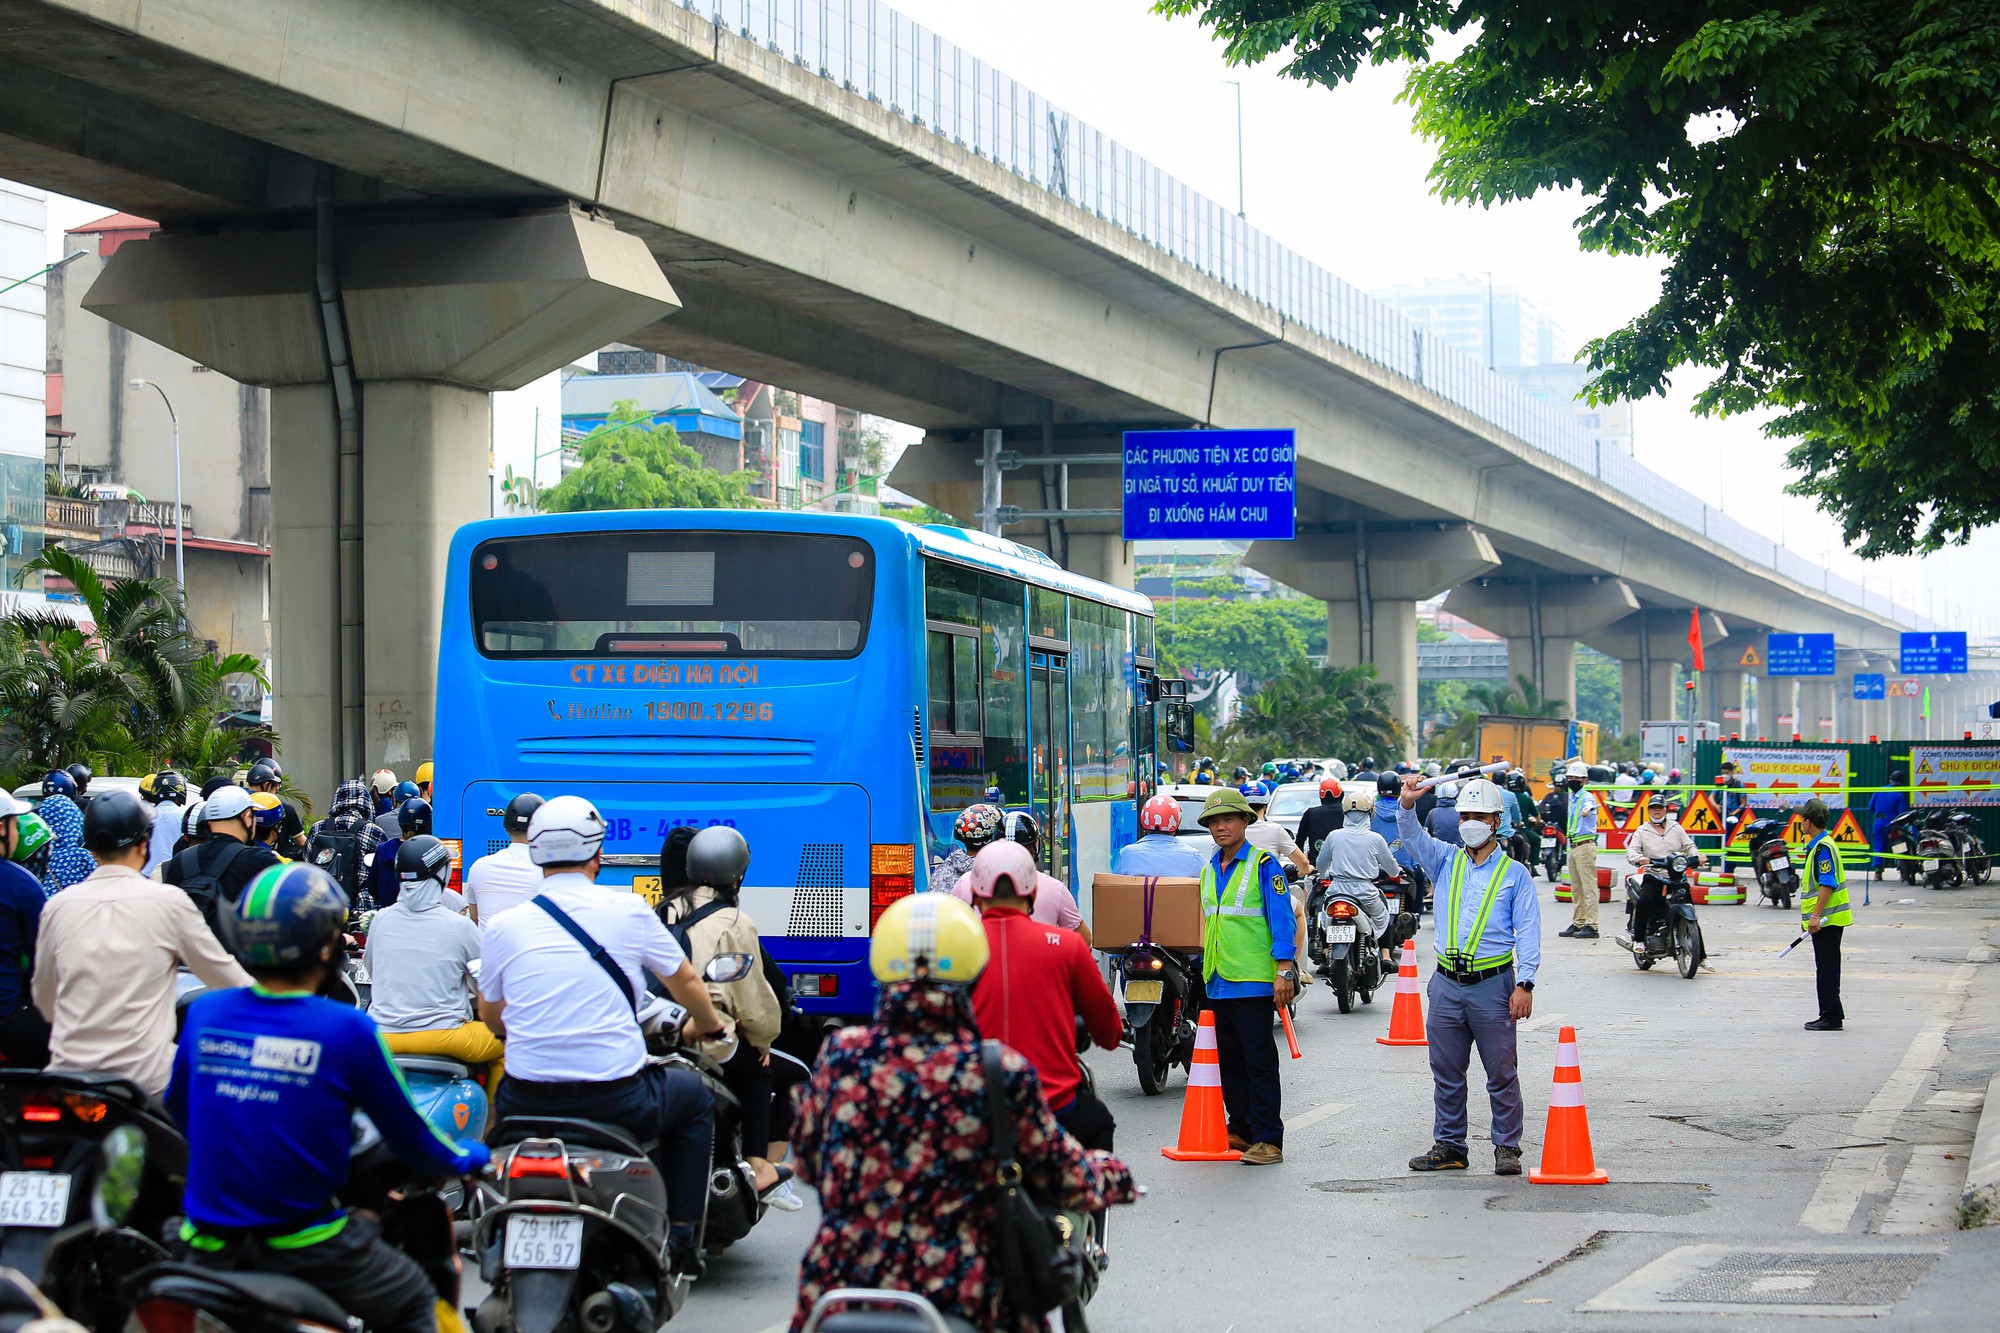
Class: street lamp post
1225,80,1245,218
127,378,184,589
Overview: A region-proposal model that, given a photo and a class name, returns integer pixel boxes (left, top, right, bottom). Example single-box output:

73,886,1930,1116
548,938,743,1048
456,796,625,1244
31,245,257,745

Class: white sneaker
765,1179,805,1212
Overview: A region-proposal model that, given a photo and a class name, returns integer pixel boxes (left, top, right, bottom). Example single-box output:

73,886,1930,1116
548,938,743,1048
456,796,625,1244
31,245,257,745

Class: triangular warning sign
1622,800,1651,832
1782,811,1810,844
1680,791,1724,834
1728,803,1757,844
1738,643,1763,668
1829,808,1870,847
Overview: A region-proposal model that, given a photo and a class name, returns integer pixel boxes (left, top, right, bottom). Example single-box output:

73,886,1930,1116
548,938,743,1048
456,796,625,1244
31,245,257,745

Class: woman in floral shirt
790,893,1135,1333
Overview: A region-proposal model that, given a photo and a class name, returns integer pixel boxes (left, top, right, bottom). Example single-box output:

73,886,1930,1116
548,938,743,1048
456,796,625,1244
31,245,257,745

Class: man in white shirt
145,771,188,875
463,793,547,926
478,796,727,1277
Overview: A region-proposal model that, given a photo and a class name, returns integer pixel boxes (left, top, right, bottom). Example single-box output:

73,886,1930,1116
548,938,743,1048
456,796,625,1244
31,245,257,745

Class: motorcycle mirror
703,952,757,984
90,1123,147,1228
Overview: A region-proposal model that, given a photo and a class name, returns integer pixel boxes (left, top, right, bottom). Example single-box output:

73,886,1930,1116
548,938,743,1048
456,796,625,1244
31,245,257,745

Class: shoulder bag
978,1040,1089,1316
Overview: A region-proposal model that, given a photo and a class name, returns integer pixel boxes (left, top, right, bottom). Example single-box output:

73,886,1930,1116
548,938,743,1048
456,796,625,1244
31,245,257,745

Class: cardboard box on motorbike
1091,874,1203,949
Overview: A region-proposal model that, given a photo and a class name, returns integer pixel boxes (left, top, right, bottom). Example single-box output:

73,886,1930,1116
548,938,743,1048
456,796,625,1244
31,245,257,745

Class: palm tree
1429,673,1567,756
1220,658,1404,763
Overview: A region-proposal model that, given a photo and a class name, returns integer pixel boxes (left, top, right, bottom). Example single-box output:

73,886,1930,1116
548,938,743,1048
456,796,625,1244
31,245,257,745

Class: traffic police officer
1397,776,1540,1175
1558,761,1600,940
1195,787,1296,1166
1799,798,1851,1031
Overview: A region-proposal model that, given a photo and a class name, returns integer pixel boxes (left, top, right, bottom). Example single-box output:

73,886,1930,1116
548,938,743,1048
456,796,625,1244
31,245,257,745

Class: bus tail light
441,839,464,892
869,844,916,930
791,973,839,998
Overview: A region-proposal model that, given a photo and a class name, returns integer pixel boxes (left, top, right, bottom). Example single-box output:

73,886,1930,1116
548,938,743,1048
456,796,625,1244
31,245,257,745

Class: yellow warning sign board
1829,808,1870,847
1622,800,1651,832
1738,643,1763,668
1680,791,1724,834
1782,811,1810,843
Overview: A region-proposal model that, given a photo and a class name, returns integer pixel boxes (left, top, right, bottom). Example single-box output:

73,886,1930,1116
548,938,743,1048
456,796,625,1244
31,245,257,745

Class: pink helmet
1140,793,1182,833
968,840,1039,901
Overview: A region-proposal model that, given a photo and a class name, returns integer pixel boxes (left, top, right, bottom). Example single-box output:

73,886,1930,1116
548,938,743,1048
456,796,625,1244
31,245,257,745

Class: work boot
1409,1142,1469,1172
1240,1142,1284,1166
1558,924,1579,938
1494,1145,1522,1176
1574,926,1599,940
1804,1017,1843,1031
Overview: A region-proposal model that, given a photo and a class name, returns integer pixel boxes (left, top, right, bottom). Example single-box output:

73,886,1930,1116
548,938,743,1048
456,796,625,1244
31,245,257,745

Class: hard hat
686,825,751,892
1564,761,1589,780
968,840,1039,900
1457,778,1510,815
1341,788,1371,814
953,803,1004,849
369,769,398,795
82,790,151,854
869,891,988,985
526,795,607,865
1140,794,1182,833
222,864,349,968
414,761,434,787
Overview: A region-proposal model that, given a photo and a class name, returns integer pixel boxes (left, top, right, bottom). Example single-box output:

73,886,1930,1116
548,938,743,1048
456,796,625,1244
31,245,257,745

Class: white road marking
1798,960,1979,1233
1516,1012,1565,1033
1878,1145,1971,1235
1285,1101,1353,1131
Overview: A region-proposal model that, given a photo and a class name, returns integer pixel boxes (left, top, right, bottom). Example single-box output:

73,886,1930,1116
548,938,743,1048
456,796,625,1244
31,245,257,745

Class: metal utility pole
1226,81,1245,217
127,378,184,590
980,429,1003,535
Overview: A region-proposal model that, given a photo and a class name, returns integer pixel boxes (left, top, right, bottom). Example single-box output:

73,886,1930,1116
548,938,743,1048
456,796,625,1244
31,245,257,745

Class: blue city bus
434,510,1157,1015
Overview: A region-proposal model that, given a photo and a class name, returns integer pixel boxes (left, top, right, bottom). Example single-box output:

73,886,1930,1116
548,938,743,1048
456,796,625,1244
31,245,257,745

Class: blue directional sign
1765,633,1837,677
1901,630,1968,674
1853,673,1886,701
1122,429,1295,542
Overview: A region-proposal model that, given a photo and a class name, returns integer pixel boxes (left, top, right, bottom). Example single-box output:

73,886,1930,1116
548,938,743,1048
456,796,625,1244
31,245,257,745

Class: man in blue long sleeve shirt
1868,770,1911,879
168,863,488,1333
1396,776,1540,1177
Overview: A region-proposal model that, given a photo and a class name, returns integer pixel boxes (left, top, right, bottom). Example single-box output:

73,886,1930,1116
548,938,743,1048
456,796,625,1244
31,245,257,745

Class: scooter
1883,807,1927,884
1115,943,1203,1097
1744,818,1799,909
0,1069,186,1332
392,1055,489,1210
1615,854,1705,979
801,1289,977,1333
1917,808,1992,889
1308,876,1410,1014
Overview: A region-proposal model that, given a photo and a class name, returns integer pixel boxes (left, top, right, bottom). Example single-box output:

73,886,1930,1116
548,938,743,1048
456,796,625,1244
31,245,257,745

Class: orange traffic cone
1160,1010,1241,1161
1376,940,1427,1047
1528,1025,1608,1185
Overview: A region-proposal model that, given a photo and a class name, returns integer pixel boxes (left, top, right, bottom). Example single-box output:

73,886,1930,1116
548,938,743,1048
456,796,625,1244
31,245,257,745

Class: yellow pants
1570,844,1599,926
382,1022,505,1089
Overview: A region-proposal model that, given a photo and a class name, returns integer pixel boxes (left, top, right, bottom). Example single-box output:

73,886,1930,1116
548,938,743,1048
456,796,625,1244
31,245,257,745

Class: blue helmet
1238,782,1261,799
394,780,420,802
222,864,349,968
40,770,77,799
397,797,433,837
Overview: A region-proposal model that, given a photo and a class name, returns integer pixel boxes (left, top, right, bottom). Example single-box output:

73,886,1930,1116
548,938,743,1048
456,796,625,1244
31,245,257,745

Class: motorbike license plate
1893,842,1908,854
1768,856,1789,871
0,1173,70,1228
1124,980,1163,1005
1924,859,1941,872
1324,923,1356,943
629,875,663,906
505,1214,584,1270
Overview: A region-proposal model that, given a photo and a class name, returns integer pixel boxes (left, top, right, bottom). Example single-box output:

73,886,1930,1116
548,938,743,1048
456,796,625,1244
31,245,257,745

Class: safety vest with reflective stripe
1200,845,1278,985
1801,832,1853,928
1566,788,1596,846
1440,847,1515,971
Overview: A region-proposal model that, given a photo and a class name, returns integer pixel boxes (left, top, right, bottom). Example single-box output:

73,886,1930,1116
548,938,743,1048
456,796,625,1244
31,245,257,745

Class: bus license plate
0,1173,70,1227
629,876,663,906
1124,980,1163,1004
1768,856,1789,871
505,1215,583,1270
1324,924,1356,943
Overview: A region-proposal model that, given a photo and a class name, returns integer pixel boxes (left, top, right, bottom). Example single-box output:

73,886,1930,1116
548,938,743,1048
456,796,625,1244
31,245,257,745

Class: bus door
1030,649,1070,882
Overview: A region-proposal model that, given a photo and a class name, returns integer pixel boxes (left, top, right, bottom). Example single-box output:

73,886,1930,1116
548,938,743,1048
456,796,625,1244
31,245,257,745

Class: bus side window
926,625,983,810
980,573,1029,806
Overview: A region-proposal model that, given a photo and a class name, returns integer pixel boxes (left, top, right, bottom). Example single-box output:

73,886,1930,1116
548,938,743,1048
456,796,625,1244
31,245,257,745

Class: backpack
309,823,365,900
665,897,800,1020
171,842,248,932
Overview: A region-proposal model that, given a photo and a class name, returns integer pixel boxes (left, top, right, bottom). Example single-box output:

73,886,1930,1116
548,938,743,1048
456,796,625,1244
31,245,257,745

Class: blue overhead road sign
1853,673,1886,701
1765,633,1836,677
1122,429,1296,542
1901,631,1968,674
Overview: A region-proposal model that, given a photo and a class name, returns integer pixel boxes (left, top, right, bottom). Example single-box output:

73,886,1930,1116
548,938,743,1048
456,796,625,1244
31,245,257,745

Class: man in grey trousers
1395,775,1542,1175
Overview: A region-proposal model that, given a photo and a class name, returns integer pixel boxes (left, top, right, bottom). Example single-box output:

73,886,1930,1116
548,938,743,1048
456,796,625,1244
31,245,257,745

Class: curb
1964,1069,2000,1227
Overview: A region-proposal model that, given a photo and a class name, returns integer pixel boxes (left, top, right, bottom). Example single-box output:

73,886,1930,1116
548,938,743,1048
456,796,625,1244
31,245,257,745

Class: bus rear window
471,531,873,658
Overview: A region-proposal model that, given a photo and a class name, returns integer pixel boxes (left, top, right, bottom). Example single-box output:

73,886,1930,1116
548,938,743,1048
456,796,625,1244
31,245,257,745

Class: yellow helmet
415,760,434,788
138,772,158,798
869,892,989,986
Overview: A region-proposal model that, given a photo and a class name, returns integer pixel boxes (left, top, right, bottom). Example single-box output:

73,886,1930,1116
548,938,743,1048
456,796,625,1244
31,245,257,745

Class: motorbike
1115,942,1203,1097
1916,809,1991,890
1616,854,1705,979
392,1055,490,1210
1883,807,1927,885
0,1069,186,1332
1307,876,1412,1014
801,1289,978,1333
126,1115,462,1333
1744,818,1799,909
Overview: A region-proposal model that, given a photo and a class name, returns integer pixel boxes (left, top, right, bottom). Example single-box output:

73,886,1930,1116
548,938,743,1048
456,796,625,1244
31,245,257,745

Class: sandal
755,1163,795,1201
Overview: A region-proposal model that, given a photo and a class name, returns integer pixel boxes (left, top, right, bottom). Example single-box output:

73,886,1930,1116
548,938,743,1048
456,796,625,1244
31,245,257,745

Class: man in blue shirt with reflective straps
1397,775,1540,1175
1113,794,1207,877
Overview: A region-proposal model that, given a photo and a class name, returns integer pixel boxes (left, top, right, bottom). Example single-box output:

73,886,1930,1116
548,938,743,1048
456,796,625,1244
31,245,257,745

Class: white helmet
1457,778,1510,814
1437,781,1460,801
1564,760,1589,781
1424,762,1442,778
1327,759,1349,781
1341,788,1371,814
526,795,608,866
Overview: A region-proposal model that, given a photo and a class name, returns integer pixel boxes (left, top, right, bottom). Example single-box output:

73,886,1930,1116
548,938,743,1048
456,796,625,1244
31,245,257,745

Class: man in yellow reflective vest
1396,776,1541,1175
1196,787,1297,1166
1799,798,1852,1031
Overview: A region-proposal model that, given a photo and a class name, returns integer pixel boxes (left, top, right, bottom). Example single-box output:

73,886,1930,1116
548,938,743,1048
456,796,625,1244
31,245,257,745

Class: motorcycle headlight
91,1123,147,1228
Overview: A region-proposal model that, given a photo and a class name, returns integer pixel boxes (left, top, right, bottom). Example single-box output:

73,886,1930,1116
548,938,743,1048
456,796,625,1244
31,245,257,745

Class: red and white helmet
1140,793,1182,833
968,840,1039,901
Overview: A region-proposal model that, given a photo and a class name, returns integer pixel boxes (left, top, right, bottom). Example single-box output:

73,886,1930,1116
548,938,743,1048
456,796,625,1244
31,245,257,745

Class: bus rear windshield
471,531,873,659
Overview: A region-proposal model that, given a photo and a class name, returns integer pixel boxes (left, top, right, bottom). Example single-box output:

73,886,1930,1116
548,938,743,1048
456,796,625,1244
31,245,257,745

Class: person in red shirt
965,841,1122,1150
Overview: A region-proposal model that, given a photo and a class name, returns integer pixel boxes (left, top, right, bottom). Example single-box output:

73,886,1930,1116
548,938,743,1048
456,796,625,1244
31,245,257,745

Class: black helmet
40,770,77,800
1001,809,1041,855
153,770,188,805
1361,756,1377,770
503,793,545,835
1232,766,1250,781
397,797,433,838
395,834,452,888
82,790,150,854
65,763,92,794
1376,771,1401,799
686,826,751,893
246,760,282,788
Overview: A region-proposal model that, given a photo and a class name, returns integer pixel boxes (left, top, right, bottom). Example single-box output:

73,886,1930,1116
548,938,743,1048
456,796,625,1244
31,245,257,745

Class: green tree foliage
1428,673,1566,756
1221,658,1405,760
1574,651,1622,734
543,402,757,513
2,548,274,786
1156,1,2000,557
1156,598,1308,692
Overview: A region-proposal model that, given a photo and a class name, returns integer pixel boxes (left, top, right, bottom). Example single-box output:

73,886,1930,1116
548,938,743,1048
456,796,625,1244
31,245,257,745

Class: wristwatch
1517,980,1535,993
1275,966,1299,983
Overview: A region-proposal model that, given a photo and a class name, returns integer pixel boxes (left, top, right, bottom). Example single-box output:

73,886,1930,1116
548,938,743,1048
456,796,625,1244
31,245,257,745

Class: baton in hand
1279,1003,1302,1060
1779,933,1806,957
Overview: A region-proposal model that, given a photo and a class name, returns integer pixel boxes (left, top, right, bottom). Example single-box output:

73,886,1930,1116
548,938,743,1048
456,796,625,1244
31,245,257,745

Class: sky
40,0,1998,634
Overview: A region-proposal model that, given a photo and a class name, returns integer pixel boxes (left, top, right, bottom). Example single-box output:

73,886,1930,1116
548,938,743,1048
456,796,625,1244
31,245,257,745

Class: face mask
1650,814,1667,827
1458,820,1493,849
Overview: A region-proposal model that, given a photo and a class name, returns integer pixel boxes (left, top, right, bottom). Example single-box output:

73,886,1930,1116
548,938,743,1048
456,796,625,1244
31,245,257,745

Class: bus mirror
1165,701,1197,753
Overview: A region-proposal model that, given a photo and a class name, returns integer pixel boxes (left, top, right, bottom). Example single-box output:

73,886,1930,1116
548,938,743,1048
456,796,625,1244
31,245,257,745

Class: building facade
0,180,46,610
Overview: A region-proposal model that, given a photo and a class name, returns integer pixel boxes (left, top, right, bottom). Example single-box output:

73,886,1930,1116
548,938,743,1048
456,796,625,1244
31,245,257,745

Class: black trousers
1053,1086,1116,1152
0,1005,50,1069
1812,925,1845,1023
498,1065,713,1227
186,1212,434,1333
717,1041,774,1155
1209,996,1283,1147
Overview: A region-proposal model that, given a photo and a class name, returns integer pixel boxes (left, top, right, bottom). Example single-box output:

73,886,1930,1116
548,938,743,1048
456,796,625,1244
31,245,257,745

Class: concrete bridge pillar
1246,526,1499,755
1445,577,1642,721
1064,533,1136,591
1798,678,1838,740
85,206,678,802
1761,674,1799,738
1582,609,1727,733
1708,668,1748,735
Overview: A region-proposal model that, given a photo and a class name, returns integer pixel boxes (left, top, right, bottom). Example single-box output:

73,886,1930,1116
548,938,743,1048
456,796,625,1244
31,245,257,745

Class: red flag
1687,607,1706,673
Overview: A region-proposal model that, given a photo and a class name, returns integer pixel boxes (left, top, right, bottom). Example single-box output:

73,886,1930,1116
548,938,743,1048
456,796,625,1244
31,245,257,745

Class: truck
1640,720,1722,777
1471,716,1599,797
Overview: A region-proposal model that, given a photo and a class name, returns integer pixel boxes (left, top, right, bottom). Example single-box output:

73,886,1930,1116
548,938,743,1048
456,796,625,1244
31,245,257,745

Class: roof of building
65,211,157,234
561,370,742,421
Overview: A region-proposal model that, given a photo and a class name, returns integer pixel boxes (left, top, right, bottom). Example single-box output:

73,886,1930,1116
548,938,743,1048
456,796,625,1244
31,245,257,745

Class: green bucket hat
1198,787,1255,826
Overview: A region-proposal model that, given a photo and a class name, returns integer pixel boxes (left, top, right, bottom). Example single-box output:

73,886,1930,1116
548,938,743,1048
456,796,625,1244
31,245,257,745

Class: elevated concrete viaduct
0,0,1922,786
